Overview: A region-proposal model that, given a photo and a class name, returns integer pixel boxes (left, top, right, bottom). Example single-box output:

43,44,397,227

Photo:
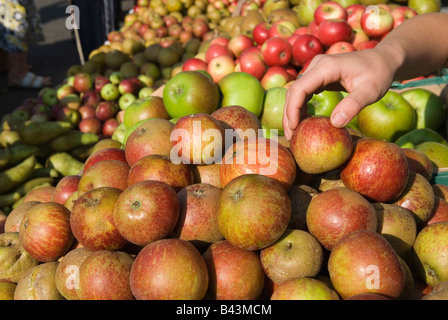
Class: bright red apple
318,19,353,47
261,36,292,67
314,1,348,26
292,34,324,66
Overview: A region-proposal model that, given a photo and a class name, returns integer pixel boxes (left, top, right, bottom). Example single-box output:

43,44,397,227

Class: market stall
1,0,448,302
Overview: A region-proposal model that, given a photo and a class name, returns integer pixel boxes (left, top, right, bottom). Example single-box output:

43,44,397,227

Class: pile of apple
178,1,430,89
1,65,448,300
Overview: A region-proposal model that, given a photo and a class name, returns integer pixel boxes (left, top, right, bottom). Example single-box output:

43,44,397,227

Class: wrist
374,41,406,81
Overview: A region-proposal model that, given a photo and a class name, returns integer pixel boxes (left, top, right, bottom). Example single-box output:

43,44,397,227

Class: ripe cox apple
220,137,297,192
124,118,175,166
290,116,353,174
130,238,209,300
127,154,194,192
217,174,291,251
203,240,265,300
113,180,180,246
170,113,225,165
70,186,127,251
79,250,135,300
328,230,405,299
19,202,74,262
340,137,409,203
306,187,378,250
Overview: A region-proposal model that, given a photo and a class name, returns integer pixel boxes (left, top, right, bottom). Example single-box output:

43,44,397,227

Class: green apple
413,221,448,287
339,91,359,130
109,71,125,85
261,124,280,139
260,86,287,136
218,72,265,117
414,141,448,169
138,87,155,99
123,96,170,129
163,71,220,118
40,87,58,107
400,88,447,131
408,0,441,14
111,122,127,144
394,128,448,149
118,92,137,111
358,91,416,142
308,91,359,129
100,83,120,101
308,91,344,118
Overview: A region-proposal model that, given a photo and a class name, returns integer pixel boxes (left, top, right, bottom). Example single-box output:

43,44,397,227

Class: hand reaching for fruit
283,12,448,141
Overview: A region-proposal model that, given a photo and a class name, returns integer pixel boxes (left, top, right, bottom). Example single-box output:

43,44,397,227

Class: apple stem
132,201,141,210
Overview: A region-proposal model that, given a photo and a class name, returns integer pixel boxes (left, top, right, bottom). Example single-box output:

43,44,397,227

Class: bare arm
283,12,448,140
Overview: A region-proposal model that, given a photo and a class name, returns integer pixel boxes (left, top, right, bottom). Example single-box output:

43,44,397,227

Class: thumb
330,90,381,128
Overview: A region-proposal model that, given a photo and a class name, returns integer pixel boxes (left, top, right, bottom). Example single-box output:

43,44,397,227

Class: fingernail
288,119,292,130
331,112,348,128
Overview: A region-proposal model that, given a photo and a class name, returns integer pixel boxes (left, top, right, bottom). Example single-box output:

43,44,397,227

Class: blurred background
0,0,135,118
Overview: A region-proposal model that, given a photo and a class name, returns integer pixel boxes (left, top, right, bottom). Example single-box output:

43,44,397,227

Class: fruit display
1,0,448,302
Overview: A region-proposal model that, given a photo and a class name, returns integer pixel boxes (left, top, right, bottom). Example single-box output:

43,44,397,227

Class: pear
240,10,266,37
262,0,290,18
268,8,301,28
295,0,323,26
105,50,130,70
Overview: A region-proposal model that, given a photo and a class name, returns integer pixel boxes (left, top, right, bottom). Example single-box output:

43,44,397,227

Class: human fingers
283,55,345,140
